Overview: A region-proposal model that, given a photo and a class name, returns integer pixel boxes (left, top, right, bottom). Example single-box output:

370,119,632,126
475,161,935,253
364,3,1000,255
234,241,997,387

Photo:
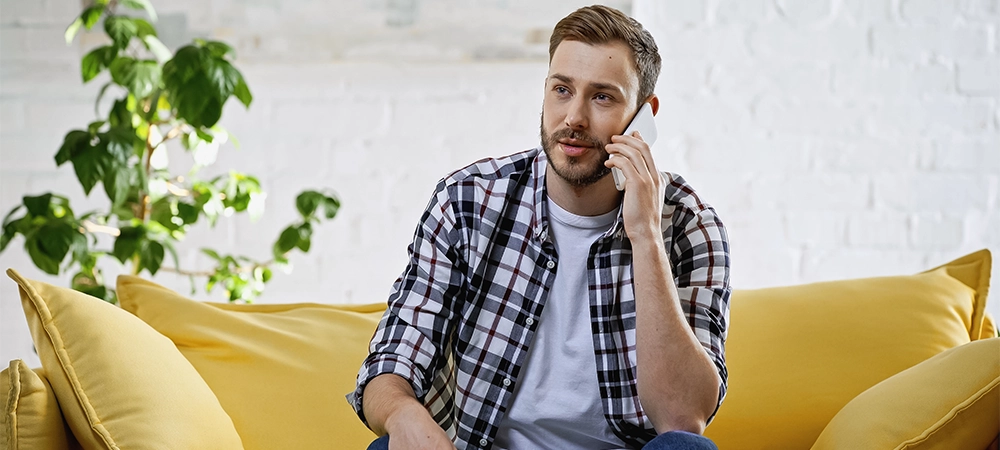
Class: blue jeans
366,431,718,450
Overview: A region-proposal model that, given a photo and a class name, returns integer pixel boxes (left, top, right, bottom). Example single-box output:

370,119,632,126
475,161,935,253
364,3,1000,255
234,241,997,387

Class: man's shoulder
440,147,539,188
661,172,718,217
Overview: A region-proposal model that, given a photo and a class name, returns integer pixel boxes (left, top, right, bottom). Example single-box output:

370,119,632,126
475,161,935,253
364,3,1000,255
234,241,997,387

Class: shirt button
502,377,511,387
546,260,556,269
480,438,488,446
525,317,534,326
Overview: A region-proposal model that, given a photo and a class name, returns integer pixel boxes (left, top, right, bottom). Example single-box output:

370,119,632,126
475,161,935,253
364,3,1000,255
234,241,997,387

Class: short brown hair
549,5,661,108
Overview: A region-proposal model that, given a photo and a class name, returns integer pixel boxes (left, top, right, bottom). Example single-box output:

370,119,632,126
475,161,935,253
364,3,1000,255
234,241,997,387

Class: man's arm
363,374,455,449
606,132,726,434
350,182,465,448
630,239,722,434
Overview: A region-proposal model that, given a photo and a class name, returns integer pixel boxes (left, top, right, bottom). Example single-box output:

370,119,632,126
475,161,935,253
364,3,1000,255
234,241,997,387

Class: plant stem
158,258,276,277
140,125,155,223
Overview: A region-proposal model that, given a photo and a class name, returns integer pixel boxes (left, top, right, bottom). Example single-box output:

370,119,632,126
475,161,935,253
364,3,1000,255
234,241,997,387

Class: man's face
541,40,640,188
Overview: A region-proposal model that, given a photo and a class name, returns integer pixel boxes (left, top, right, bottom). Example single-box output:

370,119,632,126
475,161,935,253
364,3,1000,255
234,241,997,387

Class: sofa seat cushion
704,250,994,450
812,337,1000,450
6,269,243,450
116,275,384,450
1,360,74,450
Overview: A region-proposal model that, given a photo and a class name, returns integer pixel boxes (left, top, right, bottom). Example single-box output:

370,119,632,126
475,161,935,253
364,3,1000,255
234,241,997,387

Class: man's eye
555,86,570,95
595,93,611,102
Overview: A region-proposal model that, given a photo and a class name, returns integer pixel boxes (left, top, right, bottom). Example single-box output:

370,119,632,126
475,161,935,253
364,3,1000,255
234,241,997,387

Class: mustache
547,128,606,149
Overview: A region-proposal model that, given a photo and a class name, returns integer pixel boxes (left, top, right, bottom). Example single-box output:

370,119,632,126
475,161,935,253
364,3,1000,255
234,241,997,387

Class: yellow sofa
2,250,998,450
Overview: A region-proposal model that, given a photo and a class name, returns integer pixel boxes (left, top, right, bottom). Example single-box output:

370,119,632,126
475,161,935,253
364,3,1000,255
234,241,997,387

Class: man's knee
643,430,719,450
367,435,390,450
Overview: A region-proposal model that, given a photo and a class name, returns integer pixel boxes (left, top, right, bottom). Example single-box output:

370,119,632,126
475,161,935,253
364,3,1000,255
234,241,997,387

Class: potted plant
0,0,337,303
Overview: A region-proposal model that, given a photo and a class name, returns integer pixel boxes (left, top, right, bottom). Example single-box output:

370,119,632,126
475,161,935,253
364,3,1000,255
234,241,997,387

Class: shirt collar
529,147,626,243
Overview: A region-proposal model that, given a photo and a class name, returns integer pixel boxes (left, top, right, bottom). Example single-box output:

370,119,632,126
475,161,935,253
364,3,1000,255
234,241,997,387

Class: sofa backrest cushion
811,337,1000,450
704,249,993,450
1,360,73,450
6,269,244,450
117,275,384,450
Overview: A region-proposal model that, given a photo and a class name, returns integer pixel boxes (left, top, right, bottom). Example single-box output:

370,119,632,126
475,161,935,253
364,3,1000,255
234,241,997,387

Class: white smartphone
611,102,658,191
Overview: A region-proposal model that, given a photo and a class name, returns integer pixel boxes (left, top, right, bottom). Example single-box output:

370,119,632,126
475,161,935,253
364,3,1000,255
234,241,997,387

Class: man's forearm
362,374,431,436
631,233,721,434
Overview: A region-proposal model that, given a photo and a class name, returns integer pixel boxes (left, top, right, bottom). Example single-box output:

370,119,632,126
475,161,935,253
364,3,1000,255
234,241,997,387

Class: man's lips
558,139,593,157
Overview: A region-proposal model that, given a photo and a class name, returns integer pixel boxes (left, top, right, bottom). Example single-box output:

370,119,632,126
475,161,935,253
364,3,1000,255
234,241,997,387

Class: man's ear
646,95,660,115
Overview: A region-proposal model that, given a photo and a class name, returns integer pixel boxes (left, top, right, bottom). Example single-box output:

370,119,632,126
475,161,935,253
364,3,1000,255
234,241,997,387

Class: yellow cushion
116,275,384,450
811,338,1000,450
704,250,992,450
6,269,243,450
1,360,71,449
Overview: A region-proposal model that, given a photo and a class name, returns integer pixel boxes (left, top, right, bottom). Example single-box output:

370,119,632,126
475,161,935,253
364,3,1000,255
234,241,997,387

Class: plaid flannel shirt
349,147,731,449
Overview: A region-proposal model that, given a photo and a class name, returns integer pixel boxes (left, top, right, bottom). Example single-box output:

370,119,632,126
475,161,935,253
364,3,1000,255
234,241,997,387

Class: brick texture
2,0,998,367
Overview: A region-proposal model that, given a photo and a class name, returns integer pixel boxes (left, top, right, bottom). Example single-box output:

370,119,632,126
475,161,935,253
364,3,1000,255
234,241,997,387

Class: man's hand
604,131,666,240
363,374,456,450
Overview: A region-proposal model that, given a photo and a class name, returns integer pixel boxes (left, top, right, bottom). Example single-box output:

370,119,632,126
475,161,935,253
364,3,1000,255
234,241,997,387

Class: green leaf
26,222,77,275
105,16,139,50
203,41,235,59
162,45,203,86
0,206,24,253
322,195,340,219
81,46,117,82
205,57,240,99
195,128,214,143
174,74,214,127
87,120,107,134
72,271,108,300
65,5,105,43
23,194,53,217
140,240,165,275
201,248,221,261
197,96,223,128
132,18,157,38
70,143,110,195
177,202,200,225
55,130,91,166
296,223,312,252
26,235,61,275
113,225,143,263
142,35,171,63
295,191,324,218
109,58,162,99
104,127,138,163
103,162,131,208
81,5,104,29
120,0,158,21
233,75,252,108
274,226,299,257
108,98,131,127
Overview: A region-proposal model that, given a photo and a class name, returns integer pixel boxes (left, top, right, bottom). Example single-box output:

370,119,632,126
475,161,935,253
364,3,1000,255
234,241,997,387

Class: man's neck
545,167,621,217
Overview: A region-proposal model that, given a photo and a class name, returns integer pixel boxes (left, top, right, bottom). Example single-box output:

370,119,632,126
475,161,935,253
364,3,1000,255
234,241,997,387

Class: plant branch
81,220,121,236
158,258,277,278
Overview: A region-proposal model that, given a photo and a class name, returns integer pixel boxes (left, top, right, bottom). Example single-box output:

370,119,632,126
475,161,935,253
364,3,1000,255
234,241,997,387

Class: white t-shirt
494,198,627,450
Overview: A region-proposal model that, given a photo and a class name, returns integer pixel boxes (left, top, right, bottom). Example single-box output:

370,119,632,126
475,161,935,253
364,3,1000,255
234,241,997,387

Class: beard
540,116,612,188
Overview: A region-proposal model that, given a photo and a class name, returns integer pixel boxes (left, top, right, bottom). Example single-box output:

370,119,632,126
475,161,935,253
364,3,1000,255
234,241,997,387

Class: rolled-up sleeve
348,183,466,427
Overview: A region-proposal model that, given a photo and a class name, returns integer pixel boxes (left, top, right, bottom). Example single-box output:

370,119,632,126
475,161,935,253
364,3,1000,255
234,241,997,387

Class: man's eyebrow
547,73,626,97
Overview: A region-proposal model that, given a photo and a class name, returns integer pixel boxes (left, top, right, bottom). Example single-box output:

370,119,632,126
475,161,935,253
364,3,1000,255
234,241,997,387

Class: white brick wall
2,0,998,368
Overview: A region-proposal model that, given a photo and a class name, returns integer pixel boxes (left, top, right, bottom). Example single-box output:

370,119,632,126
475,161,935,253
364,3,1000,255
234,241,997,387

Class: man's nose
564,97,589,130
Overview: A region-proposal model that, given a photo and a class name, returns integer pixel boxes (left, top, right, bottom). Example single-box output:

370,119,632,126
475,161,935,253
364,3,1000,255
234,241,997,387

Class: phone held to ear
611,102,658,191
